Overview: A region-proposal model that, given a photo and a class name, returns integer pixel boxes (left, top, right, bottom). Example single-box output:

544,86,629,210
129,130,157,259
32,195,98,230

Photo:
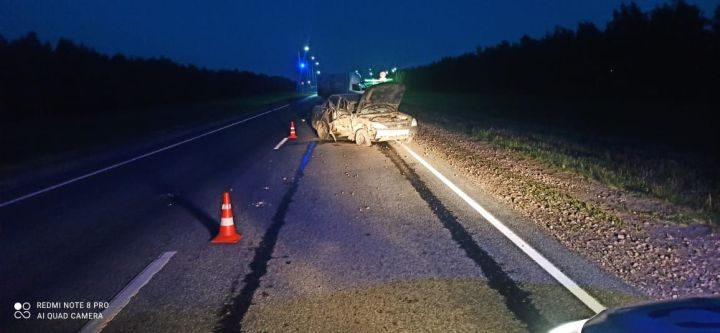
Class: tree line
0,32,295,120
402,1,719,150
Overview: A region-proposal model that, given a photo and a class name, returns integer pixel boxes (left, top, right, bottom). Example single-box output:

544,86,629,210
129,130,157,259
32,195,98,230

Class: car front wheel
316,121,329,140
355,128,372,147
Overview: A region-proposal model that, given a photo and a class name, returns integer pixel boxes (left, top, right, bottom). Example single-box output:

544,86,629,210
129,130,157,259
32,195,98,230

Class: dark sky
1,0,717,78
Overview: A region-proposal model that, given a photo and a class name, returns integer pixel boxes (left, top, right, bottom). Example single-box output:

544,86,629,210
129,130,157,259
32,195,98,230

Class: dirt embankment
414,123,720,299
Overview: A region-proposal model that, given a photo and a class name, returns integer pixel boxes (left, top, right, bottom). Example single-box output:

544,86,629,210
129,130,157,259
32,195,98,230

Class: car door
323,96,339,134
332,97,353,137
316,97,333,124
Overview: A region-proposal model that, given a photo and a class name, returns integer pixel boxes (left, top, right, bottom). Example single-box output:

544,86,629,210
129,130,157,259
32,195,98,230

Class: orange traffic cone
289,121,298,139
211,192,242,244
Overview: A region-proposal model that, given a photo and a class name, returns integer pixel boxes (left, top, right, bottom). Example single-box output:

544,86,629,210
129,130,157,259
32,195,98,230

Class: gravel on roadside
414,123,720,299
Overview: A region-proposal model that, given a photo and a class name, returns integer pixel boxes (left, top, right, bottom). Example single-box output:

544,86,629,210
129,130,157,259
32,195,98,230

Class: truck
317,72,363,99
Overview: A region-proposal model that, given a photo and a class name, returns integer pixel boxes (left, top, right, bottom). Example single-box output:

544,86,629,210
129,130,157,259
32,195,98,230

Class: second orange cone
211,192,242,244
289,121,298,139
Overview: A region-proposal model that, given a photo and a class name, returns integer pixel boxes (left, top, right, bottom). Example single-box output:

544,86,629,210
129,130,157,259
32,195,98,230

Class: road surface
0,97,638,332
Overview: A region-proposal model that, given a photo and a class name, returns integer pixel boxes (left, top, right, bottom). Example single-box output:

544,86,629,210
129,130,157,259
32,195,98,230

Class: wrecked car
310,83,417,146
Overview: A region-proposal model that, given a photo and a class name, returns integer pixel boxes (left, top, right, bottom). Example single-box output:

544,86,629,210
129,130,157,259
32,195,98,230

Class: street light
303,45,310,52
315,61,319,66
311,56,315,60
316,70,321,75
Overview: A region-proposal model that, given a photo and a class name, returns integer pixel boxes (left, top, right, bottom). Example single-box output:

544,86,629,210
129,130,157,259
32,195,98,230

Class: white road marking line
399,143,606,314
79,251,177,333
273,137,289,150
0,104,289,208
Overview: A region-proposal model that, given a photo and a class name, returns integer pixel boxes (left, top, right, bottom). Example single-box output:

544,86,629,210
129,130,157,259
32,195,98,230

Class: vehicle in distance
311,83,417,146
317,71,363,98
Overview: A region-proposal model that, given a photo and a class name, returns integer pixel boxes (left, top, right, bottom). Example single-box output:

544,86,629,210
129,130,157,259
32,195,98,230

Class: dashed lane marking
214,141,317,332
273,137,289,150
79,251,177,333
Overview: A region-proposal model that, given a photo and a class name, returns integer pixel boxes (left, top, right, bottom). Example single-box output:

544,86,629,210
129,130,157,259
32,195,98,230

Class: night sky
1,0,717,78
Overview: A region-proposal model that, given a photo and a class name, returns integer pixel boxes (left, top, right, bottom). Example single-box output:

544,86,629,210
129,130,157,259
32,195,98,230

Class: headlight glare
548,319,588,333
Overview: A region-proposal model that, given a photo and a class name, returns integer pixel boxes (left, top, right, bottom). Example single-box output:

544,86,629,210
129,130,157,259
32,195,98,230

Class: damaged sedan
311,83,417,146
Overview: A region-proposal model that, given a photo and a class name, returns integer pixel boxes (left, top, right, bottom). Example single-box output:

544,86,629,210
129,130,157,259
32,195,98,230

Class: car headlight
372,123,388,129
411,118,418,126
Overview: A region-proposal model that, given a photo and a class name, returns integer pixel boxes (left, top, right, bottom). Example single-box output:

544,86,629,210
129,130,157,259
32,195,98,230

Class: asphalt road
0,97,639,333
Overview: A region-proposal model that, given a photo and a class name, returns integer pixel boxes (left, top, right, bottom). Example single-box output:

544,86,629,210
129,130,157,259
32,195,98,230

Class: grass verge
401,91,719,226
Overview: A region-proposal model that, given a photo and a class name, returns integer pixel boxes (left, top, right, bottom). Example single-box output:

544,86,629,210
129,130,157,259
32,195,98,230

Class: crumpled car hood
359,112,411,123
356,83,406,111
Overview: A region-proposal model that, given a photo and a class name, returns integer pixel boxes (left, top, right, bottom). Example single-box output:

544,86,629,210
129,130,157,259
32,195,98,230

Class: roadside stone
413,122,720,300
